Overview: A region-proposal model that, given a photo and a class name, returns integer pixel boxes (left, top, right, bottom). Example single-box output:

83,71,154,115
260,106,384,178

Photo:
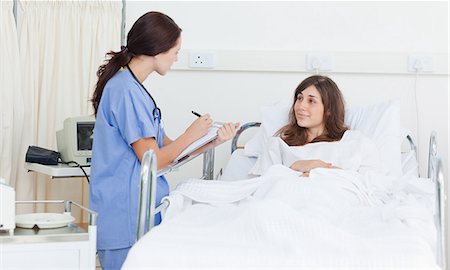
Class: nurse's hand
215,122,240,144
185,114,212,141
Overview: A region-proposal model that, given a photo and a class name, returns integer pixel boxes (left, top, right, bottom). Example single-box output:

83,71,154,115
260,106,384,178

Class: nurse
90,11,238,270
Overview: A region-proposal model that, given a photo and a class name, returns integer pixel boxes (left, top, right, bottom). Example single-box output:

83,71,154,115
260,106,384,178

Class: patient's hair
91,11,182,115
277,75,348,146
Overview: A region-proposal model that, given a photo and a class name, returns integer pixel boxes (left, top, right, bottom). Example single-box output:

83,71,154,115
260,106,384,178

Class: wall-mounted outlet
306,53,334,71
407,54,434,73
189,52,216,68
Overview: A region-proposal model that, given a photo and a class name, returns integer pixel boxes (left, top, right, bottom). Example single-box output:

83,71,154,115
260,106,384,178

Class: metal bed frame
136,126,446,269
136,147,215,240
428,132,446,269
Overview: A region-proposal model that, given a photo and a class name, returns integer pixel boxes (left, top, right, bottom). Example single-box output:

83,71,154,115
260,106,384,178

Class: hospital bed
124,101,447,269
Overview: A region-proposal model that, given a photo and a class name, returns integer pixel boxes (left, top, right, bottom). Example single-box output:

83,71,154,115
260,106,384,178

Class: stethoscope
126,64,163,145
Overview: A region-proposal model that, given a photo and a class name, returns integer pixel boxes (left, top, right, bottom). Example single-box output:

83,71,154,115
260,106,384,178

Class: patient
250,75,382,176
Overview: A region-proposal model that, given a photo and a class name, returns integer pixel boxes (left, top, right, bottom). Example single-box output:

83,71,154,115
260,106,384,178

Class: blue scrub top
90,69,169,250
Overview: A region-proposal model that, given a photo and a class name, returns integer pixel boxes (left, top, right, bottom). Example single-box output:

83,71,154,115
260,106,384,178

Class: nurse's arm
131,134,193,170
163,135,173,146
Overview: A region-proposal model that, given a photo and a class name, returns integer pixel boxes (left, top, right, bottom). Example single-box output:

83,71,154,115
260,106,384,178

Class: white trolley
0,200,97,270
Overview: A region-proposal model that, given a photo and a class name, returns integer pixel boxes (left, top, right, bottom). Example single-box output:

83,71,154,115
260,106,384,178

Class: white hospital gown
249,130,384,176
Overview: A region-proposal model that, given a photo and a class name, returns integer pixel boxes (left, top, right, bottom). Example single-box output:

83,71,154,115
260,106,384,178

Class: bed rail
136,147,215,240
405,134,418,162
428,131,438,179
136,150,157,240
231,122,261,153
427,131,446,269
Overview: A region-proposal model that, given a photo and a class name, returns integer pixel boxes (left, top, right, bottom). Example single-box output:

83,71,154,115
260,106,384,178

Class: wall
126,0,449,262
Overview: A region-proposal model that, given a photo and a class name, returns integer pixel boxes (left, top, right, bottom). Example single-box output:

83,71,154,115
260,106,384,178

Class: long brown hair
91,11,182,115
277,75,348,146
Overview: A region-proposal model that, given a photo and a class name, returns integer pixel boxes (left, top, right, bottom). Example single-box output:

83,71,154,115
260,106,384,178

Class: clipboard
175,123,222,162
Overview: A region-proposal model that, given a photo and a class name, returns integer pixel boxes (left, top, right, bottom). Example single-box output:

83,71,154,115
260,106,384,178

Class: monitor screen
77,122,94,151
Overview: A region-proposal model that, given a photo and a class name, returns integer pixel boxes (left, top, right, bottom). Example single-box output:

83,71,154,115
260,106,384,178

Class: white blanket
123,165,438,269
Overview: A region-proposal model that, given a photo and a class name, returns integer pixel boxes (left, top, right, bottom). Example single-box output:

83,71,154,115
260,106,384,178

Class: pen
191,111,201,117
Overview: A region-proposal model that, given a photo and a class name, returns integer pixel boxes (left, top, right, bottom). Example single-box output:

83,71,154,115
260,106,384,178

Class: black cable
79,165,90,184
58,158,90,183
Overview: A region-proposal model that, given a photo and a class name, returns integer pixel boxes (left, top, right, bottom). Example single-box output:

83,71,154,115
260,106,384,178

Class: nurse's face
154,37,181,76
294,85,325,131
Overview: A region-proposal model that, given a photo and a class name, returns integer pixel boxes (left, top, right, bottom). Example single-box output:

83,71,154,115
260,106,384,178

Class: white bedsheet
123,165,438,269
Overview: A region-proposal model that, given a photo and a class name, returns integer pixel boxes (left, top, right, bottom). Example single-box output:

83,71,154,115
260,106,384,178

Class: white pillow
244,99,402,177
244,100,290,157
345,100,402,177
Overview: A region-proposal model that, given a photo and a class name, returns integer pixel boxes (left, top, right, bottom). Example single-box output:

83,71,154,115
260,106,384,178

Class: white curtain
0,0,24,189
17,0,122,216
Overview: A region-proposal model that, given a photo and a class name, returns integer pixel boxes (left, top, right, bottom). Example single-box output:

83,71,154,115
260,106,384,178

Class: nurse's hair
91,11,182,115
276,75,348,146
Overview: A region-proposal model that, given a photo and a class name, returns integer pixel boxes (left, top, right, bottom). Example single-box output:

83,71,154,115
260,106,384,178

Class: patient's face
294,85,325,131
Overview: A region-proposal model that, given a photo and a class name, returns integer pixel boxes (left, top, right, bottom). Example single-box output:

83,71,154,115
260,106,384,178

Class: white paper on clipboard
175,123,222,161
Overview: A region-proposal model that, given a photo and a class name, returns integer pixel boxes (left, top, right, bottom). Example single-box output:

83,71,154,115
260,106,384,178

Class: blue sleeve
111,84,158,145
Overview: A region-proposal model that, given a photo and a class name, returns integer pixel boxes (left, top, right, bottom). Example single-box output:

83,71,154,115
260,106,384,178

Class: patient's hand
290,159,333,173
215,123,240,144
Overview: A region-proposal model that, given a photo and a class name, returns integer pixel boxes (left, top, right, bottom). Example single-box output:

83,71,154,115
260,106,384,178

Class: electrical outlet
306,53,334,71
407,54,433,72
189,52,215,68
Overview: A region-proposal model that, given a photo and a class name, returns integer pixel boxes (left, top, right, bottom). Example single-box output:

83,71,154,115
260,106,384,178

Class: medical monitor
56,116,95,166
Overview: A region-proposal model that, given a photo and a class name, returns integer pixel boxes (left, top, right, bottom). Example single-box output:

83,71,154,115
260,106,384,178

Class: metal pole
428,131,437,178
136,150,157,240
405,134,418,168
434,158,446,269
202,148,214,180
121,0,126,46
13,0,18,26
